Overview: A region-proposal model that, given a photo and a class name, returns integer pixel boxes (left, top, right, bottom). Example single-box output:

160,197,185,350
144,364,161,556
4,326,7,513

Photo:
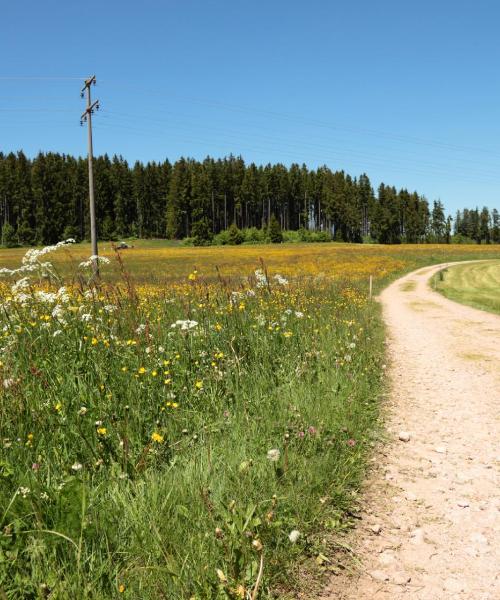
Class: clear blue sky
1,0,499,214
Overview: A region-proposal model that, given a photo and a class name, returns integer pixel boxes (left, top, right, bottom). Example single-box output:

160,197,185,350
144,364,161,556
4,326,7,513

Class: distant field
436,260,500,315
1,240,499,287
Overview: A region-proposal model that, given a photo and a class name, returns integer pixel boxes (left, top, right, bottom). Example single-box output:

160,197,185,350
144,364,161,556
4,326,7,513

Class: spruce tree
268,214,283,243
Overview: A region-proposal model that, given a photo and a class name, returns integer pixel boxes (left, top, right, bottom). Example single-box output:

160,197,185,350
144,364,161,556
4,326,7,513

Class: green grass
0,248,386,599
1,244,499,599
435,260,500,315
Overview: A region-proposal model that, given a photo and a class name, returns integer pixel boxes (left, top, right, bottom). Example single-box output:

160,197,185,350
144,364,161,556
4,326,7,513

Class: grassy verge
0,250,386,599
434,260,500,315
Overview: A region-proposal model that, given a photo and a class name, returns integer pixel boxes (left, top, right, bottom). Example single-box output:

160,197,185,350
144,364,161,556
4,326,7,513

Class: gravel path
324,262,500,600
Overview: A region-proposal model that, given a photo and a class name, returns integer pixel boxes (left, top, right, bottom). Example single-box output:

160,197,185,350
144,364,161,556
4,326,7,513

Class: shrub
213,230,230,245
228,223,244,245
244,227,265,243
1,222,17,248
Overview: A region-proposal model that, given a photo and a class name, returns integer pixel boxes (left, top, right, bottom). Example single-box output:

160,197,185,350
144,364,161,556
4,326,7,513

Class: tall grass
0,246,385,598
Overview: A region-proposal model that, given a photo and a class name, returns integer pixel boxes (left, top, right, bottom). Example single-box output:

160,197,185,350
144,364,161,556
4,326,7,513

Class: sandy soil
324,262,500,600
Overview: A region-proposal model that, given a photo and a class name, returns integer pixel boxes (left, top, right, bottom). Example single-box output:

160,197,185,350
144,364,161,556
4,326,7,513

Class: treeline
454,207,500,244
0,151,498,246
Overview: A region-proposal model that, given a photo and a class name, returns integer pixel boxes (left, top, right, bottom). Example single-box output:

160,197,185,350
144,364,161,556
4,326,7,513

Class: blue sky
1,0,499,214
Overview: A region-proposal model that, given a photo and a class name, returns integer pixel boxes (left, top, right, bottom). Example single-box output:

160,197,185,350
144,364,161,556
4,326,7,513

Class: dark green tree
268,214,283,243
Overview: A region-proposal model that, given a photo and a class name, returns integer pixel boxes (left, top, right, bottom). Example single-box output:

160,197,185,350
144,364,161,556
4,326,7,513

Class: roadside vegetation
435,260,500,315
0,241,499,598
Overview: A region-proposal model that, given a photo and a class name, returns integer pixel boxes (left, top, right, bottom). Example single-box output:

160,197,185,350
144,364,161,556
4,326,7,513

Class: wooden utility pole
81,75,100,277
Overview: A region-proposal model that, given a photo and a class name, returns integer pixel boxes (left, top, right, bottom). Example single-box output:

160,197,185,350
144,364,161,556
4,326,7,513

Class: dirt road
325,262,500,600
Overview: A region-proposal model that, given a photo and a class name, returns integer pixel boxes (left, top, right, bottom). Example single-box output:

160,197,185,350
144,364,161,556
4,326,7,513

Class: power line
100,79,500,158
92,121,500,187
98,109,500,177
0,108,74,113
0,76,86,81
3,75,500,158
92,116,500,185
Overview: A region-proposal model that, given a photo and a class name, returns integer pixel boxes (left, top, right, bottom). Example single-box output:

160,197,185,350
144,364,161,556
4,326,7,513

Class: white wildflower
273,274,289,286
266,448,281,462
11,277,30,294
18,486,30,498
254,269,268,288
294,311,304,318
78,406,87,416
71,462,83,472
52,304,65,319
288,530,301,543
255,314,266,326
3,378,15,389
170,319,198,331
79,255,111,269
35,291,57,304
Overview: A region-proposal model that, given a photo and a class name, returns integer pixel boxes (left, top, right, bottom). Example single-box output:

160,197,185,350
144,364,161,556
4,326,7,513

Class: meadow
435,259,500,315
0,240,499,599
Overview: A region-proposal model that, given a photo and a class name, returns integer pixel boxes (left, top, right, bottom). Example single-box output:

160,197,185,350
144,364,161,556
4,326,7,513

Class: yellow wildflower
151,432,164,443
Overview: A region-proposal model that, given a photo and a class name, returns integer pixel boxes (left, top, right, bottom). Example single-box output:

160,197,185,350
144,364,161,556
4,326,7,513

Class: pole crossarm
80,100,99,124
80,75,96,95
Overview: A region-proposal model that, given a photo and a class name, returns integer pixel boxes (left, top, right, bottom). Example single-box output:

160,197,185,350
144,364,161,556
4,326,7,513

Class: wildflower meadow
1,240,499,598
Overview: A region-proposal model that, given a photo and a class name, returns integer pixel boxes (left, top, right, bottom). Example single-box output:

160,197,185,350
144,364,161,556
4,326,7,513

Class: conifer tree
268,214,283,243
